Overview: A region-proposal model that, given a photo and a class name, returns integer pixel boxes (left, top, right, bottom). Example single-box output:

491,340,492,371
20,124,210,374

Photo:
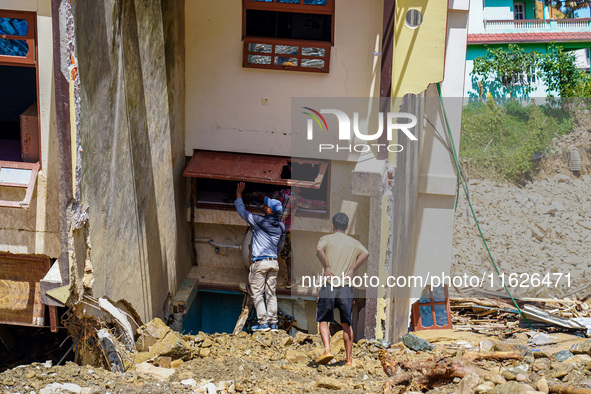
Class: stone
171,359,184,368
401,333,434,351
61,383,82,393
200,338,214,348
330,330,344,354
553,350,574,362
217,381,231,391
316,377,344,390
199,348,211,358
475,381,496,393
285,349,308,363
537,377,549,393
205,383,217,394
489,381,535,394
571,339,591,355
515,373,527,382
484,374,506,385
533,359,550,372
135,362,175,380
158,356,171,368
135,318,171,352
295,332,313,344
563,354,591,369
455,372,482,394
280,335,293,347
502,371,516,381
181,378,197,387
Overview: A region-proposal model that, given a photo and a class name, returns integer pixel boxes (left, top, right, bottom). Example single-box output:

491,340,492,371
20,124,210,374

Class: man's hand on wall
236,182,246,199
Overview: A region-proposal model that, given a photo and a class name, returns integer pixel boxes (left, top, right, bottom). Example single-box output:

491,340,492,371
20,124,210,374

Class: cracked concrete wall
73,0,190,322
0,0,60,259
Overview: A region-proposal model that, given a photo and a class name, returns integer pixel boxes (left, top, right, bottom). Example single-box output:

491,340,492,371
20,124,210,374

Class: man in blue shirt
235,182,286,332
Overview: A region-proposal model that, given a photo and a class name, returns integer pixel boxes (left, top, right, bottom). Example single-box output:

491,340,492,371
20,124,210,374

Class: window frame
0,10,40,209
513,2,525,20
242,0,335,73
0,9,36,66
0,160,40,208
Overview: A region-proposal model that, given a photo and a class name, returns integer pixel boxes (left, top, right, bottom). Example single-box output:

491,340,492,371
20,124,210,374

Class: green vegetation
472,44,537,98
472,44,591,99
460,100,573,183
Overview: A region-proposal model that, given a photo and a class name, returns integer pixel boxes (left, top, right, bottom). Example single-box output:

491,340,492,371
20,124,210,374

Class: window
0,10,39,208
242,0,334,73
513,2,525,20
184,151,330,217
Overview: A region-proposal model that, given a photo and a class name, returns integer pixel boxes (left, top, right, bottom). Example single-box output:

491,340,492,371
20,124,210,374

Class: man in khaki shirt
316,213,369,366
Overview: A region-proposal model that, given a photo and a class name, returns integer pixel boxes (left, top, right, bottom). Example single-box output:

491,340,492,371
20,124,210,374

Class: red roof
468,32,591,44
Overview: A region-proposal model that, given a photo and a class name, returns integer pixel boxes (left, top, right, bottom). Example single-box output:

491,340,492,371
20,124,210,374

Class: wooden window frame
242,0,334,73
0,160,40,208
0,10,40,209
0,10,36,66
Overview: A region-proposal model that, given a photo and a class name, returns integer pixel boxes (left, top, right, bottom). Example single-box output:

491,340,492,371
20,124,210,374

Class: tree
537,44,583,97
544,0,591,11
472,44,537,98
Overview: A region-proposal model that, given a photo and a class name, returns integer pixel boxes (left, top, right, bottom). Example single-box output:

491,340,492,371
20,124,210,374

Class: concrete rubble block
135,362,176,380
136,318,173,352
330,330,344,354
570,339,591,355
285,349,309,363
489,381,535,394
147,329,192,361
454,372,483,394
295,331,313,344
316,377,344,390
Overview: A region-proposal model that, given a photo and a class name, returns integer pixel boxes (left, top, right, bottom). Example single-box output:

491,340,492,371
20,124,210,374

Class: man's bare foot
345,360,353,366
317,353,334,365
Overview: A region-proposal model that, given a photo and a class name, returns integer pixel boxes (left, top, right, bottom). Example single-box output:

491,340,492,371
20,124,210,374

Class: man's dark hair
332,213,349,231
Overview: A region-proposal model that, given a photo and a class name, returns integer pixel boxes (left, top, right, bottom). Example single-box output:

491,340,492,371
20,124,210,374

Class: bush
460,100,572,183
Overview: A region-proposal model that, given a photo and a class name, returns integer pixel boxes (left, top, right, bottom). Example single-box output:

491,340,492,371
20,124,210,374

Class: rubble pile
452,172,591,300
3,319,591,393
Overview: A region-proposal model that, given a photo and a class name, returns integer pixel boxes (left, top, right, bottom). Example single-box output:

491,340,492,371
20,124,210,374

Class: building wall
483,0,514,20
184,0,383,158
0,0,60,259
73,0,191,323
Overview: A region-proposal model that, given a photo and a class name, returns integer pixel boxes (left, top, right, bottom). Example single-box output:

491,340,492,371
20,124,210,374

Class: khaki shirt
317,232,368,277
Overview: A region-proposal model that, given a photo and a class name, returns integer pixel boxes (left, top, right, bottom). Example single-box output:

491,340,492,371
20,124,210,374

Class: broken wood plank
233,294,253,335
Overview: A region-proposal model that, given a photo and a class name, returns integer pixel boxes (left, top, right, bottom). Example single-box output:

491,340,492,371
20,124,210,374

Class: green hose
435,83,532,329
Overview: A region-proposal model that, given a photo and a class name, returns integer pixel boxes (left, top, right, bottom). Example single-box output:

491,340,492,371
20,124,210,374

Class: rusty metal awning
0,253,50,327
183,151,328,189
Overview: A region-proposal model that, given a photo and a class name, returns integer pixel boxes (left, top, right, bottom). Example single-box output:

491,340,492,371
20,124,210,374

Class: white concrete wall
184,0,383,158
483,0,514,20
468,0,485,33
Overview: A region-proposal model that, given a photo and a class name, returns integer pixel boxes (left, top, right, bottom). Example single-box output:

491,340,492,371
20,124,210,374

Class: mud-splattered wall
73,0,191,322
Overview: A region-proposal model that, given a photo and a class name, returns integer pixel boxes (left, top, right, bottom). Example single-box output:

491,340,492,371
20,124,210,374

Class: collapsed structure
0,0,469,343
